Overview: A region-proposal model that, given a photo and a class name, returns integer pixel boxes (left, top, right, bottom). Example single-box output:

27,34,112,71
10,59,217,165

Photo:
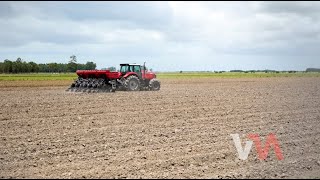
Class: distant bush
230,70,244,72
306,68,320,72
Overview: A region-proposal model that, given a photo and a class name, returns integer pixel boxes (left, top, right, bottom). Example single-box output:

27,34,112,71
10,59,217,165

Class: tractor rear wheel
125,76,140,91
149,78,161,91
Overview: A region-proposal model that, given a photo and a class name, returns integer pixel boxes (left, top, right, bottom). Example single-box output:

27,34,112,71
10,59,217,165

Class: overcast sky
1,1,320,71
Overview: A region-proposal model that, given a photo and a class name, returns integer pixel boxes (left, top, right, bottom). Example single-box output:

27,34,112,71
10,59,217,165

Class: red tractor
67,63,160,93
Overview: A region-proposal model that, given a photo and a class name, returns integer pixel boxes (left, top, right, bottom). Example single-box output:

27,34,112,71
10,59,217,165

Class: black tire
149,78,161,91
125,76,140,91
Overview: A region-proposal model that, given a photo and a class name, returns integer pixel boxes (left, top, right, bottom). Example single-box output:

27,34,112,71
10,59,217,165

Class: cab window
133,66,141,73
120,65,129,73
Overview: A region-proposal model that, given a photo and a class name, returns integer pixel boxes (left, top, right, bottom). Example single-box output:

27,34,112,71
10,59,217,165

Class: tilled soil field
0,77,320,178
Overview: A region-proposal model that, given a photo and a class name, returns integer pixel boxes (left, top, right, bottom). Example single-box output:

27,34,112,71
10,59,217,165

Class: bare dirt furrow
0,77,320,178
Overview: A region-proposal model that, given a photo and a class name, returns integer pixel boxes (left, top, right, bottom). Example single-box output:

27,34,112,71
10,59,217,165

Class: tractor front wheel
149,78,161,91
125,76,140,91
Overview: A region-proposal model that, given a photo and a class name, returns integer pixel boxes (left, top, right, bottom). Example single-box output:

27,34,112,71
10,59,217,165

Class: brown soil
0,80,71,88
0,77,319,178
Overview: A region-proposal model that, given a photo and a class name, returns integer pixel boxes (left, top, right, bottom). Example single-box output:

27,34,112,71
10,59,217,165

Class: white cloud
1,1,320,71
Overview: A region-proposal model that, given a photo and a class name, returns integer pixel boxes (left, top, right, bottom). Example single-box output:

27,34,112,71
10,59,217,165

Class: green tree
28,62,39,73
13,57,24,73
77,64,86,70
24,61,31,73
0,62,4,73
48,63,59,72
70,55,77,63
3,59,12,73
39,63,49,72
85,61,96,70
57,63,67,73
12,61,18,73
68,55,78,72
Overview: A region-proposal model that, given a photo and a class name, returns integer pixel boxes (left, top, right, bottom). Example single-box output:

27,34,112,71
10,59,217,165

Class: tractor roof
120,63,141,66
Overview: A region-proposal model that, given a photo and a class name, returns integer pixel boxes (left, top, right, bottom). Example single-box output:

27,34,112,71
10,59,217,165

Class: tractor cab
120,63,144,79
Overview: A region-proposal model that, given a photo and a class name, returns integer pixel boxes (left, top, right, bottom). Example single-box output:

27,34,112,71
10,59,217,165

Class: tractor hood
144,70,157,79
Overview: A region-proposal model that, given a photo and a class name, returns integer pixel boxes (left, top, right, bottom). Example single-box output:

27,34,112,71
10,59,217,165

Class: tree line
0,56,96,73
229,69,319,73
306,68,320,72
